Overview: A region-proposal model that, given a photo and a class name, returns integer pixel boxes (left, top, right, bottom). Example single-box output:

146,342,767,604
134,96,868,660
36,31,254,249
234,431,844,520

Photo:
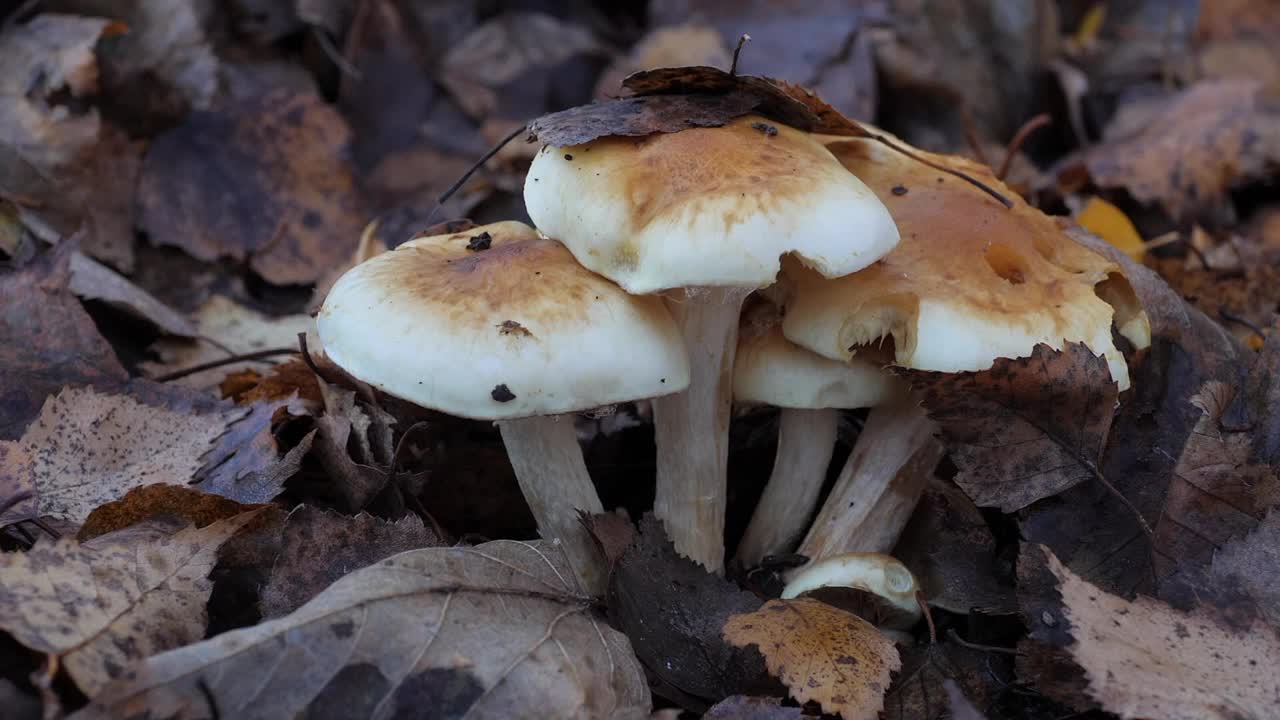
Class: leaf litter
3,2,1280,718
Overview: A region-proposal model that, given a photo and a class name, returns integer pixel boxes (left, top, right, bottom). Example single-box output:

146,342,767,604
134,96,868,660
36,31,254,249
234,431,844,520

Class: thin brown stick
998,113,1051,180
729,34,752,76
918,591,937,644
427,124,527,226
1219,307,1266,343
946,628,1017,655
862,131,1014,208
153,348,297,382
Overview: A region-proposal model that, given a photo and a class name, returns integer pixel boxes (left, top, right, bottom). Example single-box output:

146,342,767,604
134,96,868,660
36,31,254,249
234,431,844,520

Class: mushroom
316,221,690,595
782,552,922,634
524,115,900,571
731,298,901,568
776,130,1150,561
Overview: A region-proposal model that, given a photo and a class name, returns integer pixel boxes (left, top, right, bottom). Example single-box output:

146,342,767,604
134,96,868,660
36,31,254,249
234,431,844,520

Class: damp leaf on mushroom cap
784,132,1151,390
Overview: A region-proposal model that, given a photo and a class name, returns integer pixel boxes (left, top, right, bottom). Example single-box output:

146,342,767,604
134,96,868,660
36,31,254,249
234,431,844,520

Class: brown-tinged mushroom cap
317,221,691,419
523,115,900,294
734,299,898,410
784,133,1150,389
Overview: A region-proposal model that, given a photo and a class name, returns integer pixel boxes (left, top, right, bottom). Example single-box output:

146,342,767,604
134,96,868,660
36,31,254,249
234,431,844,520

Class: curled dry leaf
0,386,240,526
68,251,196,337
0,241,127,441
723,598,900,720
1073,79,1280,218
259,505,440,618
1038,546,1280,720
899,343,1118,513
0,510,262,696
137,90,366,286
73,540,651,720
141,295,316,391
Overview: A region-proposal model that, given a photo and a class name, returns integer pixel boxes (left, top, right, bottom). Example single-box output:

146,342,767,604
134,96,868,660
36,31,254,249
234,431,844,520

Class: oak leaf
723,598,900,720
73,541,651,720
0,510,261,695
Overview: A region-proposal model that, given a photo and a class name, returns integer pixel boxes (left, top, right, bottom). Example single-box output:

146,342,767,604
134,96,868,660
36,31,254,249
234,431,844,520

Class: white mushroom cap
523,115,900,294
317,221,691,419
733,299,900,410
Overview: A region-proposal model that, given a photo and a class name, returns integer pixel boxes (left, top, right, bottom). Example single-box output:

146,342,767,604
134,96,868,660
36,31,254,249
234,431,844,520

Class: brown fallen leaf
141,295,316,391
68,251,196,337
603,515,771,706
0,510,261,696
77,484,262,542
894,479,1016,615
884,644,997,720
259,504,440,618
594,25,731,101
1033,545,1280,720
0,386,240,527
899,343,1118,513
723,598,900,720
1071,80,1280,219
137,90,367,286
73,540,651,720
0,242,127,441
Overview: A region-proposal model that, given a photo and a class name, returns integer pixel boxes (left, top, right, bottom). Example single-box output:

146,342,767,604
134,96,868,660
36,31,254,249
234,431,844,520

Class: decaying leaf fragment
0,386,241,526
900,343,1118,512
1039,546,1280,720
0,510,261,695
723,598,900,720
74,541,651,720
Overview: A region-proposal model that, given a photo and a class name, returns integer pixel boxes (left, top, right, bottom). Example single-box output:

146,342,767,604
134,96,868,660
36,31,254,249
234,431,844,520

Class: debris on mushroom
524,115,900,571
316,221,691,595
731,298,902,568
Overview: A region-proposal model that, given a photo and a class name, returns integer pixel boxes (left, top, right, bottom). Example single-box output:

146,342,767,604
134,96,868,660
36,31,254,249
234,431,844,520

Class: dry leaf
194,395,309,502
74,540,651,720
0,510,261,695
604,515,771,704
0,386,239,526
1074,197,1144,262
141,295,316,390
723,598,900,720
1040,546,1280,720
312,380,389,511
77,484,262,542
68,251,196,337
894,480,1016,614
1075,80,1280,218
259,505,440,618
594,25,730,100
0,242,127,441
899,343,1118,512
943,679,988,720
440,12,603,121
1209,511,1280,627
137,90,366,286
220,359,323,406
702,695,802,720
49,0,219,122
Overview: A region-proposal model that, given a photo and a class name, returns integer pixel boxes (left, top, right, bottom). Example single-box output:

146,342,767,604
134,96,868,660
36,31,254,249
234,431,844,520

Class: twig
311,25,361,80
426,124,527,226
862,131,1014,208
917,591,937,644
1219,307,1266,343
0,189,43,207
946,629,1018,655
297,332,324,377
998,114,1051,180
152,348,297,382
729,34,752,76
24,516,60,540
0,490,33,518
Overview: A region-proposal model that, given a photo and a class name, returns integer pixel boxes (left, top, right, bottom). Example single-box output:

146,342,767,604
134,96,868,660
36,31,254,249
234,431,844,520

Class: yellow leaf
1077,196,1145,261
723,598,900,719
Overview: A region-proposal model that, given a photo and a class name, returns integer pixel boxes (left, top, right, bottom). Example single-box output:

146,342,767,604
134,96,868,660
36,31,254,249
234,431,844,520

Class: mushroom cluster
316,105,1150,594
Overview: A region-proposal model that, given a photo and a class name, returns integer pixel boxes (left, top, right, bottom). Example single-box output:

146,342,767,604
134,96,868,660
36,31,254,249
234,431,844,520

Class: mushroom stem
796,395,942,560
735,407,840,568
498,414,607,595
653,287,751,571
